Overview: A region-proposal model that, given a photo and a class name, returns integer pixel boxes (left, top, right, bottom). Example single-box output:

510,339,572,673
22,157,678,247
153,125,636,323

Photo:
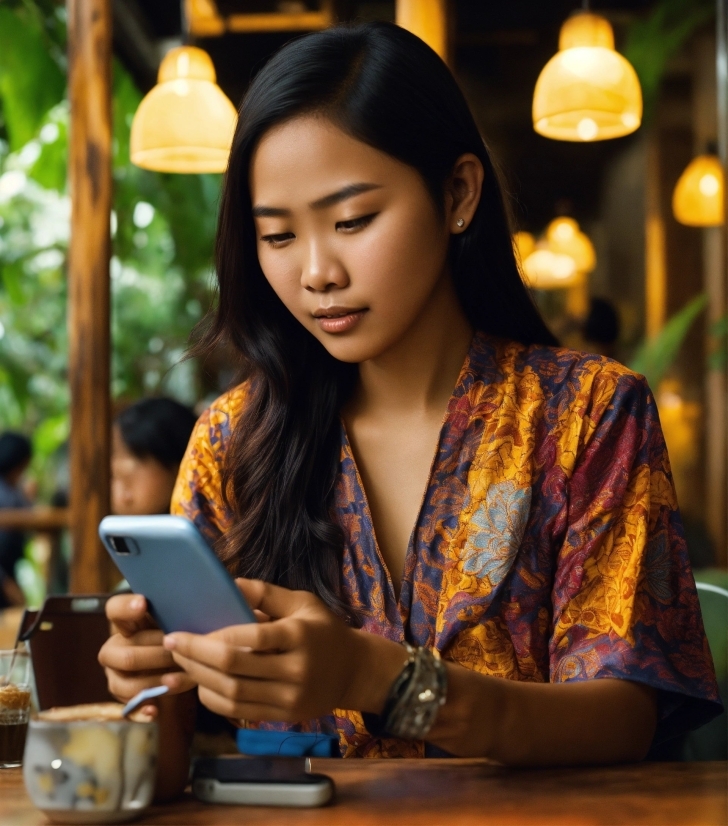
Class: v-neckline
339,336,475,625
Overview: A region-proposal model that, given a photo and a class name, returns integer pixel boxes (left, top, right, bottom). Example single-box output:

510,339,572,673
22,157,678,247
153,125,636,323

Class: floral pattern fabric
172,332,722,758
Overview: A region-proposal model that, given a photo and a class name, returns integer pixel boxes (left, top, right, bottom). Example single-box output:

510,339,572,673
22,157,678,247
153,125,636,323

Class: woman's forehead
249,115,409,206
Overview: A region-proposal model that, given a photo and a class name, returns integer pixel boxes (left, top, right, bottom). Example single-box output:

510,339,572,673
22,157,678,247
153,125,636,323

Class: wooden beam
67,0,114,593
0,508,69,532
185,0,334,37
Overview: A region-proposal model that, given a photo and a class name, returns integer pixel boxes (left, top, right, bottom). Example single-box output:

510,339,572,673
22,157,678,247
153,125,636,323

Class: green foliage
708,314,728,371
629,293,708,388
624,0,714,124
0,5,65,149
0,3,221,499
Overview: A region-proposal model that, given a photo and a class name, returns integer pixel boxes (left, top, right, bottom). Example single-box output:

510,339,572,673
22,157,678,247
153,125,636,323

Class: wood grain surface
66,0,114,593
1,760,726,825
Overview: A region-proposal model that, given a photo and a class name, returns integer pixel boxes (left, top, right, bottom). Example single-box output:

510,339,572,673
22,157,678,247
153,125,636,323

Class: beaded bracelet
364,644,447,741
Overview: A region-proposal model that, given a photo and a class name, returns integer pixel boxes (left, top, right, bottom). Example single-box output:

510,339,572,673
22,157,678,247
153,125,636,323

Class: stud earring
456,218,465,228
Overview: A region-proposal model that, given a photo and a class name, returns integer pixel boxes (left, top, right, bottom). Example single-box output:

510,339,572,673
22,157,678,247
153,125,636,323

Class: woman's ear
445,153,484,235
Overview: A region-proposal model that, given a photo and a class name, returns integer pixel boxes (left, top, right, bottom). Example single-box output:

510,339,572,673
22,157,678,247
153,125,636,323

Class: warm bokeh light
517,218,596,290
522,247,579,289
532,12,642,142
130,46,238,173
396,0,448,59
672,154,725,227
546,217,596,273
513,231,536,264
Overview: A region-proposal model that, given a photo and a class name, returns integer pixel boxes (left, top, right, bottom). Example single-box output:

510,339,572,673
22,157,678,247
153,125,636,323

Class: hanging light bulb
532,11,642,142
672,154,725,227
545,217,596,273
522,245,579,289
130,46,238,173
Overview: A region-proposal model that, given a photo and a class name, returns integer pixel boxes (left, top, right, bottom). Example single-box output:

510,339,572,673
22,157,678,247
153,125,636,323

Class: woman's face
249,116,455,363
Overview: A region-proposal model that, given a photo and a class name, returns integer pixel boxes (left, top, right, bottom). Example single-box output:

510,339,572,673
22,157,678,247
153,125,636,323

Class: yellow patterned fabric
172,332,721,758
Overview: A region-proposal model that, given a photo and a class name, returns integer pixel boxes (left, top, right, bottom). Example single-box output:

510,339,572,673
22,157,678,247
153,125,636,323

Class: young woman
99,22,721,793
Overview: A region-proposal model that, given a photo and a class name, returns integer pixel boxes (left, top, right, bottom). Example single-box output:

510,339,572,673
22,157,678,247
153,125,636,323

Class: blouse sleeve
550,368,722,741
170,391,242,547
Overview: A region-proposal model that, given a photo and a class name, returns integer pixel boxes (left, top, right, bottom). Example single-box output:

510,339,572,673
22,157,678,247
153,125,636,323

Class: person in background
0,432,32,608
112,398,197,516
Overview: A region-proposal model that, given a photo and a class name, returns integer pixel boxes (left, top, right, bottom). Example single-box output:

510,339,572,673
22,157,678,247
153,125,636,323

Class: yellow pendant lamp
672,155,725,227
522,245,579,289
532,11,642,142
130,46,238,173
518,217,596,290
545,217,596,272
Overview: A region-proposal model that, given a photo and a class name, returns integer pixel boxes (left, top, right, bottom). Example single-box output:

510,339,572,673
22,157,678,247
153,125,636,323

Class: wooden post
67,0,114,592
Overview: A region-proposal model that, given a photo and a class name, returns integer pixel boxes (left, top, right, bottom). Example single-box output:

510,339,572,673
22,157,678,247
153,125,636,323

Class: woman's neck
352,274,473,417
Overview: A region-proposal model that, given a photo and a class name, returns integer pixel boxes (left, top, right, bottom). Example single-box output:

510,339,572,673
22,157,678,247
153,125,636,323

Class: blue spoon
121,685,169,719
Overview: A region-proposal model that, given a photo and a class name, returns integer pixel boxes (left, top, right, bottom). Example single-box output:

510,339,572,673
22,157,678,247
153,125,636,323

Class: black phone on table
191,756,334,807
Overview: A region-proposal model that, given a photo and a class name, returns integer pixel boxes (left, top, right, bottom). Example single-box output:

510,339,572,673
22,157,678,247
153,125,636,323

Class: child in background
112,398,197,516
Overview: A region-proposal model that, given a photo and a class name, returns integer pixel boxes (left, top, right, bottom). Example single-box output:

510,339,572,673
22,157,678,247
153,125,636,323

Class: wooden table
1,760,727,825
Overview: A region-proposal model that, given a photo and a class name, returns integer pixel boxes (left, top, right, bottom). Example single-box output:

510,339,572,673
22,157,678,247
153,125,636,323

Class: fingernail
162,674,178,688
130,596,144,611
163,635,177,650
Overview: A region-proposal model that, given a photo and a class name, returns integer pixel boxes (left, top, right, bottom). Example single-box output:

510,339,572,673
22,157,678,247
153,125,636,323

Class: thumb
234,578,307,620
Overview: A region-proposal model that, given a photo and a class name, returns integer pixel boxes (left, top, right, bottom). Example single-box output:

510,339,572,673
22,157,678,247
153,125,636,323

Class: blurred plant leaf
0,5,65,149
624,0,714,125
629,293,708,387
708,313,727,371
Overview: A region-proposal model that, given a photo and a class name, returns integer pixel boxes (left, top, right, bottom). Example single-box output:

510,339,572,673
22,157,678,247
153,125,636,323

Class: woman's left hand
161,579,368,722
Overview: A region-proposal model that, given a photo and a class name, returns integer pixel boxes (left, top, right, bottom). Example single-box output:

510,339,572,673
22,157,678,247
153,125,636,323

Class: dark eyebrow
309,182,382,210
251,183,382,218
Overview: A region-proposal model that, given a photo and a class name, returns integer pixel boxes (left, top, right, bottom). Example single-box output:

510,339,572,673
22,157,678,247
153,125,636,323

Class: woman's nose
301,239,349,292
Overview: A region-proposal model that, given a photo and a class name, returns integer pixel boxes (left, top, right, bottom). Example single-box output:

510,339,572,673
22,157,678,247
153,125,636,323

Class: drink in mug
0,649,31,768
23,702,158,823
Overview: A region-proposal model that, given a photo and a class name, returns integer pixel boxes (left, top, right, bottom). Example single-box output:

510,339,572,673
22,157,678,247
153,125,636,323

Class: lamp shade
532,12,642,142
672,154,725,227
545,217,596,272
522,246,579,289
130,46,238,173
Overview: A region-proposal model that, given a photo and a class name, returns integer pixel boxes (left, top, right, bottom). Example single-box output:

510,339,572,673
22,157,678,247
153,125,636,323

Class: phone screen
193,757,321,785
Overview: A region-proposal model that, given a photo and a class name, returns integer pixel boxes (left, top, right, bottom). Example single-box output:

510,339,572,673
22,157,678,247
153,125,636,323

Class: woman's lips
313,308,368,333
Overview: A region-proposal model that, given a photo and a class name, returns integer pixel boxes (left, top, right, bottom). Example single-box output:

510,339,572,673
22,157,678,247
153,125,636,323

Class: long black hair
197,22,557,620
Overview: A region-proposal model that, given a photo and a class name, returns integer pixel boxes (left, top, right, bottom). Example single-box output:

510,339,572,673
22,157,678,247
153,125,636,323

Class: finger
105,670,171,703
165,624,298,666
138,704,159,720
160,671,197,694
170,649,298,695
106,594,154,637
235,579,309,621
171,646,297,681
197,685,300,724
99,639,177,674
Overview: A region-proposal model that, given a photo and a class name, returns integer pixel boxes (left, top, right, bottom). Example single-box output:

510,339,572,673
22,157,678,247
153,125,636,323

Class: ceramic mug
23,703,158,824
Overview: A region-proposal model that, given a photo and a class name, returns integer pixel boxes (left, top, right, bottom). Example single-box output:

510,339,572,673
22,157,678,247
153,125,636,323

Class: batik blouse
171,332,722,758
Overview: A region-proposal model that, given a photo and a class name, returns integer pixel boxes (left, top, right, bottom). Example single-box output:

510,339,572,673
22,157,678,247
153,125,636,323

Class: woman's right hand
98,593,196,702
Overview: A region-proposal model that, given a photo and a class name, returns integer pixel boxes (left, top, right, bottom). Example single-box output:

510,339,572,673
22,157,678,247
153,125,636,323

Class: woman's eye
336,213,378,233
260,232,295,248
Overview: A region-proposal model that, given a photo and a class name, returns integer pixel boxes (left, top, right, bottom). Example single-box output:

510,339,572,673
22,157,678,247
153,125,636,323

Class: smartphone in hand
99,515,256,634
